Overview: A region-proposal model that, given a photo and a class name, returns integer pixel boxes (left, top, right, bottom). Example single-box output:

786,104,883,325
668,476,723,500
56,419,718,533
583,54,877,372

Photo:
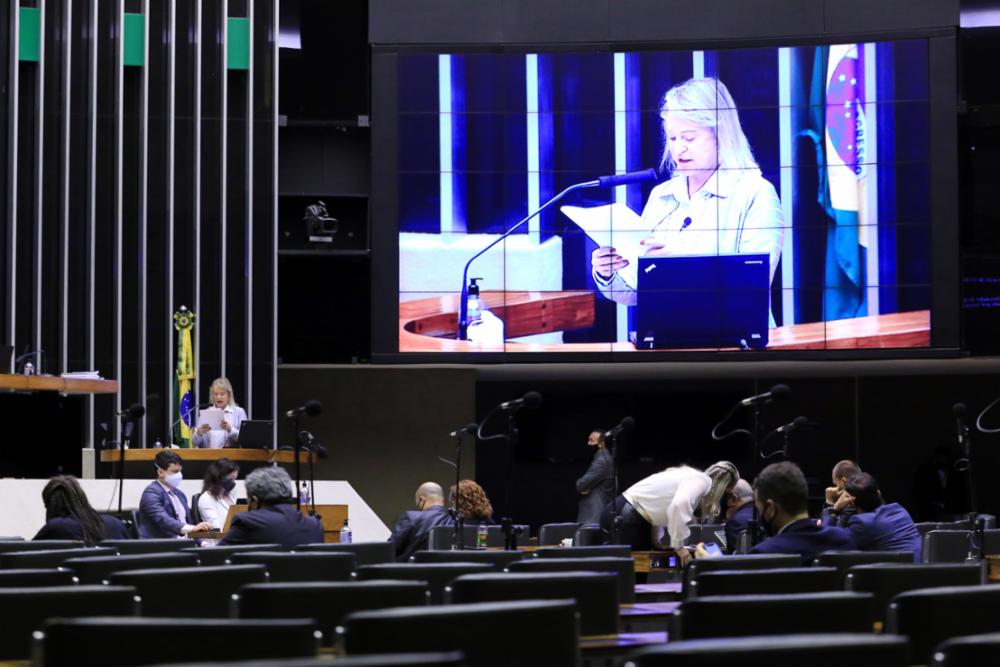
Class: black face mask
223,479,237,494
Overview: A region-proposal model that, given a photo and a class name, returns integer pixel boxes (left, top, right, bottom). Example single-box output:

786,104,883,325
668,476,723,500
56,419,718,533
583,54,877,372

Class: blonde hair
659,78,759,176
699,460,740,522
209,377,238,407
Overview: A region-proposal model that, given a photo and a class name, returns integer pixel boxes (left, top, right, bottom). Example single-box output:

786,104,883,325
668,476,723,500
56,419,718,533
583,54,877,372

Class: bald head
415,482,445,510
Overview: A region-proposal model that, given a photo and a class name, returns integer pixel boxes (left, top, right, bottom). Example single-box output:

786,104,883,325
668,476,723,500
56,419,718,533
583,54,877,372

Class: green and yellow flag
173,307,196,448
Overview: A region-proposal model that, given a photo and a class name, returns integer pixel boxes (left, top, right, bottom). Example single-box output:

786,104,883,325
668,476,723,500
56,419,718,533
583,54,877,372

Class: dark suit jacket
219,503,324,549
724,502,754,553
390,504,456,561
750,517,856,564
577,447,615,525
33,515,131,543
138,481,193,539
836,502,922,562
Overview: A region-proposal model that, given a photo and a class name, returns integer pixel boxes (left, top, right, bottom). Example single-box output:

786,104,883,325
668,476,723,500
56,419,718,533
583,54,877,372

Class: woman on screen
193,377,247,448
592,78,784,321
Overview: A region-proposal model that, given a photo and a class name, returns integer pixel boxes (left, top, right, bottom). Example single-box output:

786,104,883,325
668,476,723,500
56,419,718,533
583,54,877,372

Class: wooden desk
0,373,118,394
987,555,1000,582
98,448,315,464
399,292,930,352
190,504,348,543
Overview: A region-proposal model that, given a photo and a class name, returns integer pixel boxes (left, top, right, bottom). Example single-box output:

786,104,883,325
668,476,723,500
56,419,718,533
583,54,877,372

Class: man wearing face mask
219,467,323,549
138,451,212,539
749,461,855,563
389,482,455,561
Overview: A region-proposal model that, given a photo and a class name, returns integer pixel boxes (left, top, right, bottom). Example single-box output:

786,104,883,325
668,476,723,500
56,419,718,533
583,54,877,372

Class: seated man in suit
822,472,922,562
219,467,323,549
723,479,755,553
390,481,455,561
748,461,855,563
138,450,212,539
821,459,862,527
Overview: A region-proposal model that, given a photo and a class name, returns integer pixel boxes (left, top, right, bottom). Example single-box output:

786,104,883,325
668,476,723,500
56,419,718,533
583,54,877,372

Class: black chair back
411,549,527,568
426,525,528,550
228,551,355,582
932,631,1000,666
109,564,267,617
683,553,801,597
574,524,603,546
34,617,319,667
98,510,139,539
0,586,138,659
812,550,915,578
845,562,983,624
915,521,939,537
533,545,632,559
0,546,117,569
143,653,468,667
99,538,191,554
447,571,619,636
190,492,203,524
887,584,1000,665
0,568,76,587
690,567,840,597
340,600,578,667
0,540,82,553
181,544,285,566
355,562,493,603
507,556,635,603
62,552,200,584
537,523,579,546
923,529,1000,563
236,580,429,646
292,541,394,566
672,591,875,641
626,633,909,666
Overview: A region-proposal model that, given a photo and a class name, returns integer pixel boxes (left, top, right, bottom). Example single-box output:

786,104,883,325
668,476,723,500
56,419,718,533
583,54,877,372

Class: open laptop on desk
237,420,274,449
632,253,770,350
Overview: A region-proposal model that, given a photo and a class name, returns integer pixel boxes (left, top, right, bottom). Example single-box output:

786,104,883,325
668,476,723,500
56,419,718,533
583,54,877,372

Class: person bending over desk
34,475,131,545
592,77,784,325
601,461,739,566
193,377,247,449
219,467,323,549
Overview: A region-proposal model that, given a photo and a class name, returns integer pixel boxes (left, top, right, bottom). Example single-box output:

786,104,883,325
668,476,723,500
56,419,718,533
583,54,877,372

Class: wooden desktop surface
399,291,930,352
98,448,315,464
0,373,118,394
189,504,348,543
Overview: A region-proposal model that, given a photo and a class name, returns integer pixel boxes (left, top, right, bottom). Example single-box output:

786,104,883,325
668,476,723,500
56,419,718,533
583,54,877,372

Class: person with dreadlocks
600,461,739,566
33,475,131,545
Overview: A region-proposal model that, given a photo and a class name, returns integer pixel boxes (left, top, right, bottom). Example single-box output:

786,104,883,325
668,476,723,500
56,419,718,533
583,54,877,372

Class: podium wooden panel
399,291,930,352
98,448,314,464
219,504,348,543
0,373,118,394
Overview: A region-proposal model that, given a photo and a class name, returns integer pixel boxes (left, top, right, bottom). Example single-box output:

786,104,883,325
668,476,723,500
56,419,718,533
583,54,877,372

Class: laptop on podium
237,420,275,449
632,253,770,350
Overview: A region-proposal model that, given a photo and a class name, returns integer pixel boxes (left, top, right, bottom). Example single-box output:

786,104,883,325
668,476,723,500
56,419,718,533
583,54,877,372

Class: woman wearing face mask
592,78,784,326
196,459,240,544
193,377,248,449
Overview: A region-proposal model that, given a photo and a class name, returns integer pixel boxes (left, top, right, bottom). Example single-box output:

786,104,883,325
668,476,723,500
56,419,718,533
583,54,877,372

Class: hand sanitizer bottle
465,277,504,347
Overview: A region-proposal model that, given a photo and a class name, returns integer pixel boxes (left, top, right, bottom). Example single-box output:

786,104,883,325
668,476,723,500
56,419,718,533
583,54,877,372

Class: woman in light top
197,458,240,542
600,460,739,566
193,377,247,448
592,78,784,323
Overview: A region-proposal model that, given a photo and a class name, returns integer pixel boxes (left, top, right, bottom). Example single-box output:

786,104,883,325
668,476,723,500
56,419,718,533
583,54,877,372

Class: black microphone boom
775,415,809,434
117,403,146,420
596,168,659,188
449,423,479,438
499,391,543,412
285,400,323,419
739,384,791,407
605,416,635,440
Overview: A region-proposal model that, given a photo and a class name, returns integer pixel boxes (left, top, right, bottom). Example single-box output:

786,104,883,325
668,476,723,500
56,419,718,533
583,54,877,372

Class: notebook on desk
237,420,274,449
632,253,770,350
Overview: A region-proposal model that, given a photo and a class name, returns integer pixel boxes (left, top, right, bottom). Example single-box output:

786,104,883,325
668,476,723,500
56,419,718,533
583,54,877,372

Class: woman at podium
193,377,247,448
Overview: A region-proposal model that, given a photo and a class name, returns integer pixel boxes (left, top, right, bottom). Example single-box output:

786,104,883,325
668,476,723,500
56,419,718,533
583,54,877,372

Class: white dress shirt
193,404,247,449
597,168,784,323
198,491,235,530
622,466,712,550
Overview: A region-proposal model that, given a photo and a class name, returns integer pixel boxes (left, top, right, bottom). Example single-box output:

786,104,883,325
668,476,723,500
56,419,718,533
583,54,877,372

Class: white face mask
163,471,183,489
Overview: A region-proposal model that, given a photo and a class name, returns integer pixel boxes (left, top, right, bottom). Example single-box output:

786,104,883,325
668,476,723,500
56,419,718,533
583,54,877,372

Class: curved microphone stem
976,396,1000,434
457,179,599,340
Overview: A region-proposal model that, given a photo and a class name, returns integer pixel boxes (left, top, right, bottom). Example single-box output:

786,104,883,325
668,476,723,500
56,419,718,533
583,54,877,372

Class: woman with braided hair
33,475,131,545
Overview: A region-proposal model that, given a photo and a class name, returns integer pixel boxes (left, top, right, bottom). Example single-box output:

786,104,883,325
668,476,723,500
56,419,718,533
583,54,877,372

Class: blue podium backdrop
396,40,931,349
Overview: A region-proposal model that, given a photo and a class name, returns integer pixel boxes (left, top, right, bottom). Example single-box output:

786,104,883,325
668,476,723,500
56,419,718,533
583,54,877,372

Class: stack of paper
61,371,103,380
198,407,225,430
560,203,647,288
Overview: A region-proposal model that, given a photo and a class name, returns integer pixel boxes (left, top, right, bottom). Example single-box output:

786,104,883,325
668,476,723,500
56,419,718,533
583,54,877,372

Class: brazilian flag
172,307,196,448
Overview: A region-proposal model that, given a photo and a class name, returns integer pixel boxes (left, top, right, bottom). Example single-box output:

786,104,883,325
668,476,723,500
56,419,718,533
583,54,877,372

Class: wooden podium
0,373,118,394
399,291,931,352
98,448,315,464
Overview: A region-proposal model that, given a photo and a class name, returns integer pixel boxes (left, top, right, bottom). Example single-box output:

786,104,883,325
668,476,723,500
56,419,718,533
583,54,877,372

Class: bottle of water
340,518,352,544
300,483,310,506
476,523,488,549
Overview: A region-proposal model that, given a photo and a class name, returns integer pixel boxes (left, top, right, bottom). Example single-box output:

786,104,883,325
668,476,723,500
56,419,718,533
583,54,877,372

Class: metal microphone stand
117,414,134,513
500,411,521,550
607,432,622,545
292,415,304,509
453,433,465,550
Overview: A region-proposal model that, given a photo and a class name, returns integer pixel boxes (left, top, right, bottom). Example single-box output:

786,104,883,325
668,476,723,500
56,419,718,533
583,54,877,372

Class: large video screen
395,41,932,352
